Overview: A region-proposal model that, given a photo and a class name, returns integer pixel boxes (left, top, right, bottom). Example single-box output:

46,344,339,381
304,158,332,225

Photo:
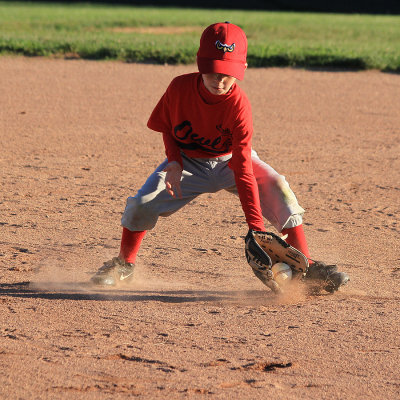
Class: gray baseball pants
121,150,305,233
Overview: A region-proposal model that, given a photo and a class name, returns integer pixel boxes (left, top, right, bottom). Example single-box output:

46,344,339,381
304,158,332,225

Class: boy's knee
273,175,299,205
121,197,159,231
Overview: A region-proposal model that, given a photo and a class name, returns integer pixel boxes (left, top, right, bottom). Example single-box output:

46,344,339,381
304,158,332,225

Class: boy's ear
245,63,248,70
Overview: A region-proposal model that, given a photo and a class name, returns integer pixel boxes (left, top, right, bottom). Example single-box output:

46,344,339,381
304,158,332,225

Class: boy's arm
163,160,182,199
146,79,184,198
230,120,265,231
147,82,184,169
162,132,183,169
233,170,266,231
162,132,183,198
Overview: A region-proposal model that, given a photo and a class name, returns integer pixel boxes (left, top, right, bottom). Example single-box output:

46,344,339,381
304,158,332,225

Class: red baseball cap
197,22,248,80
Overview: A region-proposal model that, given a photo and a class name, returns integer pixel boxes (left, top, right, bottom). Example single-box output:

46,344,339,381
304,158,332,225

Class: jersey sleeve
147,81,183,168
229,102,266,231
234,171,265,231
162,132,183,168
147,90,171,134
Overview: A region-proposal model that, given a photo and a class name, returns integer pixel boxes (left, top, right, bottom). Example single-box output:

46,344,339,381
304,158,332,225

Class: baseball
271,262,292,286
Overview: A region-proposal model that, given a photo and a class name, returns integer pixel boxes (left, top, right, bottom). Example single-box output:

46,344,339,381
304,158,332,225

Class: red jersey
147,72,265,231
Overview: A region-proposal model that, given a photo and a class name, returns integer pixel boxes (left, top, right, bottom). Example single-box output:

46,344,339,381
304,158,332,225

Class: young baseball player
91,22,349,292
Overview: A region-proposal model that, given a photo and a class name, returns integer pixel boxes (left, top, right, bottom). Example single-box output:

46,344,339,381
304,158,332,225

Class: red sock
119,228,146,264
281,224,311,261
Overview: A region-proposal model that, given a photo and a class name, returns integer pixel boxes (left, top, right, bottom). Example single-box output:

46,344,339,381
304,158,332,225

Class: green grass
1,1,399,71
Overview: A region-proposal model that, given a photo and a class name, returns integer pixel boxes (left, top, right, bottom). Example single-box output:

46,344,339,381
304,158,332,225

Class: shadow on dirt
0,281,273,303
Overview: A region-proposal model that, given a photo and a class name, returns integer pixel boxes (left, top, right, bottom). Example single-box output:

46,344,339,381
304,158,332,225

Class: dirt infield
1,56,399,399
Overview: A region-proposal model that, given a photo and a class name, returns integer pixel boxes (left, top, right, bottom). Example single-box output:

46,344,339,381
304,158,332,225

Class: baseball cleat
324,271,350,293
90,257,134,286
304,261,350,293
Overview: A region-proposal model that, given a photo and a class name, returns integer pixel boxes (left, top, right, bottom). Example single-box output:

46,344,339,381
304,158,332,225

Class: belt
190,154,232,162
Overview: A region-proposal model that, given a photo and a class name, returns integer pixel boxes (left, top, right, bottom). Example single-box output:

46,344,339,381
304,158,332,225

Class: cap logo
215,40,235,53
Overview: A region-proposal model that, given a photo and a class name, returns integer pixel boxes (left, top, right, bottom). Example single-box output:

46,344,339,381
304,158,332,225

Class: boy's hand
163,161,183,198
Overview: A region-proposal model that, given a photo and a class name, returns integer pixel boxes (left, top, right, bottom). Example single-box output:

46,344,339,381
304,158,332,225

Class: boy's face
202,73,236,95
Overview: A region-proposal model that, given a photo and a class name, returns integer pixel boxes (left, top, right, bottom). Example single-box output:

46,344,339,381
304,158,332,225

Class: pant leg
121,156,218,231
226,150,305,232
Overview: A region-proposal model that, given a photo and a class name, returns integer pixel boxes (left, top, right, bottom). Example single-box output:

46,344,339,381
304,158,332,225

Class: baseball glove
245,230,309,293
